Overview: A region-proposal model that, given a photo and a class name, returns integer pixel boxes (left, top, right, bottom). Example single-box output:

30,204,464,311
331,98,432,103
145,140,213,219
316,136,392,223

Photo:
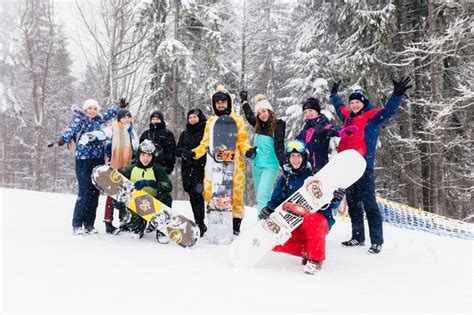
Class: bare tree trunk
239,0,247,89
1,113,6,186
411,0,431,212
394,0,417,207
427,0,446,215
171,0,181,199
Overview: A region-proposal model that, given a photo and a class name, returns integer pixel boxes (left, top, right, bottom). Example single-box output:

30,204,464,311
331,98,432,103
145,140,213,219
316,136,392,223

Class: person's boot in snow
233,218,242,236
341,239,365,246
84,225,98,235
368,244,382,254
73,226,84,235
304,260,323,274
156,230,169,244
198,223,207,237
104,221,119,234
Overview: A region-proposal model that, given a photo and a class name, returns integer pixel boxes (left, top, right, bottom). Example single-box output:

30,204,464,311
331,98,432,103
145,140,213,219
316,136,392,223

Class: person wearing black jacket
239,91,286,216
175,109,207,237
140,110,176,175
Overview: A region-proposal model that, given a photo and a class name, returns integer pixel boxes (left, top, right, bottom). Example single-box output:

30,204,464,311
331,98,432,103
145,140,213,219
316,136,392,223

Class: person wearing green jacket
120,140,172,243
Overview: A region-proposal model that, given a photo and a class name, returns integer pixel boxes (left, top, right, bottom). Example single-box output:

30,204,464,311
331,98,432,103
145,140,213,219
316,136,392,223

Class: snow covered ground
1,188,472,314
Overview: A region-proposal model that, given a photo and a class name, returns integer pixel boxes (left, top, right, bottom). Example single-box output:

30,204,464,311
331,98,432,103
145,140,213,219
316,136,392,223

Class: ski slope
1,188,472,313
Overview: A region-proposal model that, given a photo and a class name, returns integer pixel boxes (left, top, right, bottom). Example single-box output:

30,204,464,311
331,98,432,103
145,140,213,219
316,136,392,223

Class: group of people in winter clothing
53,75,412,275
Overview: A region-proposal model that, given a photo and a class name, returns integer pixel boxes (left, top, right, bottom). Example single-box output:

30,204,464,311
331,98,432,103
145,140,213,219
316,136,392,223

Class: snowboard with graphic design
205,115,238,245
92,165,199,248
228,149,366,267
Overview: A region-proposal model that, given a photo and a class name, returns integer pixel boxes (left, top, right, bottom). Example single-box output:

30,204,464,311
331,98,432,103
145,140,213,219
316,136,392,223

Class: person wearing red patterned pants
259,140,345,274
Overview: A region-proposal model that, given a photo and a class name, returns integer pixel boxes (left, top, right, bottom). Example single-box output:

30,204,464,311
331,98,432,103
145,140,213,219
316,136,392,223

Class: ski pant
273,212,329,262
188,190,205,226
252,165,279,215
346,168,383,245
72,158,104,228
104,196,125,222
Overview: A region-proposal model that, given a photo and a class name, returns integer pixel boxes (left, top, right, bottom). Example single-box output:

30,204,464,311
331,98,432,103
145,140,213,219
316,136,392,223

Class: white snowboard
228,149,366,267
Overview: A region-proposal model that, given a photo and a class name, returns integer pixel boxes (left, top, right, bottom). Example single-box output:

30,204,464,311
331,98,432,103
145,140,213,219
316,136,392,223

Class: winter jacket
331,94,403,169
241,102,286,166
192,86,253,219
60,105,118,160
295,114,336,171
139,111,176,175
175,109,207,193
267,163,336,229
121,161,172,207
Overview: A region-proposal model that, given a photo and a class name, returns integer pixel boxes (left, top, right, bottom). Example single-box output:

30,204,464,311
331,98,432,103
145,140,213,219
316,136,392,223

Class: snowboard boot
104,221,119,235
304,260,323,275
198,223,207,237
73,226,84,235
301,257,308,265
341,239,365,247
233,218,242,236
368,244,382,254
84,225,98,235
156,230,169,244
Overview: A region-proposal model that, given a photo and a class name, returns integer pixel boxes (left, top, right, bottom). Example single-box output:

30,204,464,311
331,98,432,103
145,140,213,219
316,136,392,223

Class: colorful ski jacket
331,94,403,169
266,163,337,229
295,114,335,171
60,105,117,160
121,161,172,207
241,102,286,167
192,86,253,219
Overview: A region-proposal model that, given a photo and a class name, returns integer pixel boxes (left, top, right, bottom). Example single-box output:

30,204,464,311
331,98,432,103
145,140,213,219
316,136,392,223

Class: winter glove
47,139,66,147
134,179,156,190
331,188,346,203
119,97,129,108
338,125,359,138
245,146,257,159
259,207,274,220
392,75,413,97
331,80,341,96
239,90,248,103
181,150,195,162
323,124,340,137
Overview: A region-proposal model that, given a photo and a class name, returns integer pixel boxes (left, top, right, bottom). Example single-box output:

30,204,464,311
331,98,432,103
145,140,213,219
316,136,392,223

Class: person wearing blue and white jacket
53,98,127,235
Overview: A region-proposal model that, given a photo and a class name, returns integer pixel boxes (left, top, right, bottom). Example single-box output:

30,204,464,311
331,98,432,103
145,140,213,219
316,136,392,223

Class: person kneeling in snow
120,140,172,243
259,140,345,275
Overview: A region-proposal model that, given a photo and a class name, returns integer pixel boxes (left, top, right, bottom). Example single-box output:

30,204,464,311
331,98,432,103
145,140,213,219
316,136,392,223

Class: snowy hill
1,188,472,313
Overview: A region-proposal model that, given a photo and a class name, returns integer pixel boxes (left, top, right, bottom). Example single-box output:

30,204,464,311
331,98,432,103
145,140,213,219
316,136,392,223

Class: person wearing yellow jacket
181,85,257,235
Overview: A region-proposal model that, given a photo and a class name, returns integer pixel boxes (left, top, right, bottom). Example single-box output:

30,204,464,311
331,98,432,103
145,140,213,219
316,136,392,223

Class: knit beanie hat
83,99,100,111
349,87,369,105
255,99,273,113
302,98,320,113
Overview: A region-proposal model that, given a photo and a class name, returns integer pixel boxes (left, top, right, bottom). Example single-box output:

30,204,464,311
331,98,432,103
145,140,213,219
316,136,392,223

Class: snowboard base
206,211,233,245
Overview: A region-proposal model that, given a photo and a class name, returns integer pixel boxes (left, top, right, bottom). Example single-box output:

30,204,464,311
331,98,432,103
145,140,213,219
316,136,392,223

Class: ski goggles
286,140,306,155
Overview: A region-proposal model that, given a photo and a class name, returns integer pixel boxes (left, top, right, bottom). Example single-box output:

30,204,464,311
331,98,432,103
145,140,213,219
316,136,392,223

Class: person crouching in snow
103,105,139,234
53,98,125,235
120,140,172,243
258,140,345,274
